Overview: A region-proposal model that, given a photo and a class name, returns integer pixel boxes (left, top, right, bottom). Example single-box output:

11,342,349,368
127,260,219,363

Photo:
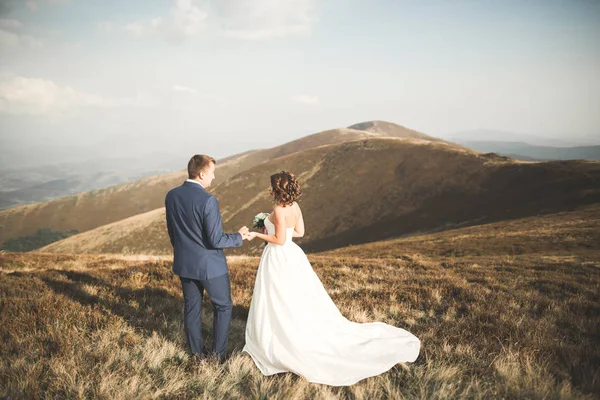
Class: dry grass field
1,204,599,399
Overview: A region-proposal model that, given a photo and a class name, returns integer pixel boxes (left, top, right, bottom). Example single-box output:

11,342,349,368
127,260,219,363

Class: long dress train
242,217,420,386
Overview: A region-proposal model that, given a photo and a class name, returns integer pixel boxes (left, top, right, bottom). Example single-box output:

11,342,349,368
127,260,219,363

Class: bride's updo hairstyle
270,171,302,206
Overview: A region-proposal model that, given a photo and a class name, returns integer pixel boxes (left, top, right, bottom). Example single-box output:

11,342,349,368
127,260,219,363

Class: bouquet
253,212,270,229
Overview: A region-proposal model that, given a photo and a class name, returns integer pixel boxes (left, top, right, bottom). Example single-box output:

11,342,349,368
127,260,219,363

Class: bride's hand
247,231,258,241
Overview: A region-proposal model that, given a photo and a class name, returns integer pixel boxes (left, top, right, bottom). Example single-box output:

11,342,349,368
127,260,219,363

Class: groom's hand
238,226,250,241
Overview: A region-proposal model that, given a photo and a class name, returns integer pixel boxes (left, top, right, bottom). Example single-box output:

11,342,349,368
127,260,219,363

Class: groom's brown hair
188,154,216,179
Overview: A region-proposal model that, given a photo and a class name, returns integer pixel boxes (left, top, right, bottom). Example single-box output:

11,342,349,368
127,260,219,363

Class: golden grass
324,203,600,261
2,229,599,399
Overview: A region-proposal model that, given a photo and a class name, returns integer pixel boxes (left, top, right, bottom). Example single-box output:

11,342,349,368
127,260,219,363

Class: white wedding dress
242,217,420,386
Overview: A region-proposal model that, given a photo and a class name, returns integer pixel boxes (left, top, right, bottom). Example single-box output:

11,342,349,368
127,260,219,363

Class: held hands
239,226,258,241
238,226,250,241
238,227,258,241
247,231,258,241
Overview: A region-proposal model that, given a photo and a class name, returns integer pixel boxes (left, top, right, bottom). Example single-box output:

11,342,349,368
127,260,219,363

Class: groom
165,154,249,361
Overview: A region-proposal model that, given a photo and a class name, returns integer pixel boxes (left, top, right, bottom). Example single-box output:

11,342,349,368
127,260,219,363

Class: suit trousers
180,273,233,359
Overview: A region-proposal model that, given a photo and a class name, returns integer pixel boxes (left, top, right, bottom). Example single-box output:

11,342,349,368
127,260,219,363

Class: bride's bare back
270,202,305,237
256,202,305,245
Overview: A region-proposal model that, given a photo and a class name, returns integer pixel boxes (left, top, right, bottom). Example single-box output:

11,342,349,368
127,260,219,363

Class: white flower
253,212,270,228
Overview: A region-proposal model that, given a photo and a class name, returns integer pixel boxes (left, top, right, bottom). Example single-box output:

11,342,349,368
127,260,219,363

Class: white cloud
0,18,42,49
0,29,42,49
291,94,319,104
0,76,157,116
0,29,20,47
0,19,45,51
120,0,317,42
122,0,207,41
100,91,158,108
173,84,199,95
0,77,102,115
150,17,163,29
97,21,114,34
168,0,206,38
217,0,317,40
172,84,228,106
123,21,148,38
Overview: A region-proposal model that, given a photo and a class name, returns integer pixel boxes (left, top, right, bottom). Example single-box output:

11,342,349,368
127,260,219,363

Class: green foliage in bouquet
253,212,270,229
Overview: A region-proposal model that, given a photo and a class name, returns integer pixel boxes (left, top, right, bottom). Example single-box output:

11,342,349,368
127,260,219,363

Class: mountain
37,137,600,255
0,174,163,211
443,129,594,147
0,155,187,210
1,121,443,247
451,141,600,161
347,121,446,142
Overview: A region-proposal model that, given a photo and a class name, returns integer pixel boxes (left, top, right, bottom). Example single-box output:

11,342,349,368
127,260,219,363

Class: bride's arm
254,207,287,245
292,204,304,237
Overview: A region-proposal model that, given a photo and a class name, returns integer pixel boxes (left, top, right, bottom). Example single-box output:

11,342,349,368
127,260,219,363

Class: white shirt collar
186,179,205,188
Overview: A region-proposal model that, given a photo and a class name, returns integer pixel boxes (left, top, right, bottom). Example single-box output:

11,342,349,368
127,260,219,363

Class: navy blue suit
165,180,242,358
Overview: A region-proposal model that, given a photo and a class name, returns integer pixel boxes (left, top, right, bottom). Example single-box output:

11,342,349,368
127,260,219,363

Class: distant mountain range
453,141,600,161
443,129,599,147
3,127,598,210
439,129,600,161
0,155,186,210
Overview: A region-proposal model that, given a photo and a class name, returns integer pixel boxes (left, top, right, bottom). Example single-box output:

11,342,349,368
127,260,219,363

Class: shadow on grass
37,269,249,354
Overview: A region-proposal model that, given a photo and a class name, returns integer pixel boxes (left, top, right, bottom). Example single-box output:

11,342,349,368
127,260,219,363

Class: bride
243,171,420,386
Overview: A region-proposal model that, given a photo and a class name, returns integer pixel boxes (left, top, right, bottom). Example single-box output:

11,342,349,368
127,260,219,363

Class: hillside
2,205,599,398
38,137,600,255
347,120,446,143
322,202,600,259
0,121,439,248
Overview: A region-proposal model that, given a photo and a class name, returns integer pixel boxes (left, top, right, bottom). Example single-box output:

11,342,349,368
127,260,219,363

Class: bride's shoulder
272,204,296,218
272,205,286,216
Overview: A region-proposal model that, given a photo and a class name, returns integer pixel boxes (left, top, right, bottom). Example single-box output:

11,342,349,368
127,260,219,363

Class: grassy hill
37,137,600,256
0,121,439,248
2,205,598,398
347,120,447,143
322,202,600,259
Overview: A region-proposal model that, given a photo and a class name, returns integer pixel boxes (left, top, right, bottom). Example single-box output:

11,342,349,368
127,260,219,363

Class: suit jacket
165,181,242,280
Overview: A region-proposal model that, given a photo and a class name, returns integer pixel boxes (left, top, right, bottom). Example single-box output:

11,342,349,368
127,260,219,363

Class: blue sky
1,0,599,167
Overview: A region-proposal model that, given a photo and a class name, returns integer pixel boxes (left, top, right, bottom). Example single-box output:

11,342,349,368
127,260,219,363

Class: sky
1,0,599,168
